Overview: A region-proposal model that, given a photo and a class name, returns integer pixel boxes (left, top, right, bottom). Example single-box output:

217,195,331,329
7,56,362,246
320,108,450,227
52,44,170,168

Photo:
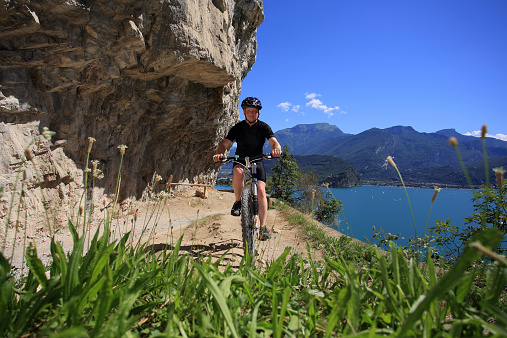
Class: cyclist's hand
272,148,282,158
213,153,224,162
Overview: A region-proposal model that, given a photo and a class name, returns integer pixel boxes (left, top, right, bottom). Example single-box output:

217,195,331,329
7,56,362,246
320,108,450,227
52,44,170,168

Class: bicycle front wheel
241,183,257,258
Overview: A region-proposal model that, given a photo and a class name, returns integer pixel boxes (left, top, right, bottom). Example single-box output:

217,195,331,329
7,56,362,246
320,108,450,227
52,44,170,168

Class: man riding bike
213,97,282,240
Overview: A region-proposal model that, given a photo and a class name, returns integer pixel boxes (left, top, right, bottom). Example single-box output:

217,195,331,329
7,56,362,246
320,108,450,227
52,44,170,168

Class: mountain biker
213,97,282,240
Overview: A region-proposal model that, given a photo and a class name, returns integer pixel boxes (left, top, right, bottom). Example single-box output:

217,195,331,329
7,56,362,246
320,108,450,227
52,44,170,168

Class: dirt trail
4,188,346,273
141,188,346,268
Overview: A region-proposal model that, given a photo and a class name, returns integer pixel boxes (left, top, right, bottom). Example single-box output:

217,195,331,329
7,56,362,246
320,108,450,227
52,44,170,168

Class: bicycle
218,153,274,258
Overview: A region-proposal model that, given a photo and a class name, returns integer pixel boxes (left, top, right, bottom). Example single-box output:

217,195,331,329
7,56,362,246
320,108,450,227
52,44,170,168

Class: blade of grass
306,244,320,288
0,253,13,335
249,301,263,337
219,275,246,298
192,261,239,338
25,243,47,289
267,247,291,281
483,261,507,305
92,259,113,336
277,287,291,337
50,239,67,280
64,223,85,302
346,262,360,333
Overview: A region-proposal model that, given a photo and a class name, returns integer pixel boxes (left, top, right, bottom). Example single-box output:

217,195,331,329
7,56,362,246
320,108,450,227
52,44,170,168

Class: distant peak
435,129,462,137
294,122,334,129
384,126,416,134
277,122,344,134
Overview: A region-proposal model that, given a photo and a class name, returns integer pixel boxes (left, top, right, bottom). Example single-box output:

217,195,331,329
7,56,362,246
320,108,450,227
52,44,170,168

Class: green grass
275,202,383,268
1,215,505,336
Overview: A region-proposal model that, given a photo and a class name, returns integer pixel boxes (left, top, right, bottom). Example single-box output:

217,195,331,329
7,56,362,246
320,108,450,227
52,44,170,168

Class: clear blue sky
239,0,507,141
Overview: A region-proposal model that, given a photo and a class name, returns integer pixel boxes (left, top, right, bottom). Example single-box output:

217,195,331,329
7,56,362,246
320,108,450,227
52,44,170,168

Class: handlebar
217,153,274,165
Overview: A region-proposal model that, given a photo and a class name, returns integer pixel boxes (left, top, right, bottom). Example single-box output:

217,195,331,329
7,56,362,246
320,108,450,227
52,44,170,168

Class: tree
295,171,322,214
295,171,343,225
314,192,343,225
464,185,507,234
269,145,300,201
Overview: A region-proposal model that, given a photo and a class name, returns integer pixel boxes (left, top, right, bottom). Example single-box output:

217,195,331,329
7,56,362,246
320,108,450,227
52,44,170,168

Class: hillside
375,156,507,187
273,123,507,186
264,154,361,187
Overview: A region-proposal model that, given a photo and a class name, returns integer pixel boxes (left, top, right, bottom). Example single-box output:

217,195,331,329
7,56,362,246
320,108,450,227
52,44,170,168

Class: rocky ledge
0,0,263,227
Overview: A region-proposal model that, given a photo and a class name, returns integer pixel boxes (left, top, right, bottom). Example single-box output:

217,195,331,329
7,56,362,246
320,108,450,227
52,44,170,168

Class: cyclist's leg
257,180,268,226
232,164,245,202
255,161,271,240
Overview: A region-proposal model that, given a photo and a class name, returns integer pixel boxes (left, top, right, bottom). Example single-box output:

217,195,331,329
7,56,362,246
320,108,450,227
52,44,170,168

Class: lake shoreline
359,181,479,190
215,182,478,191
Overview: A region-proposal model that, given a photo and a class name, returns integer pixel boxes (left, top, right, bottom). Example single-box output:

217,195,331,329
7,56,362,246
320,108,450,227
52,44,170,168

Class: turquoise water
327,186,475,244
216,185,477,246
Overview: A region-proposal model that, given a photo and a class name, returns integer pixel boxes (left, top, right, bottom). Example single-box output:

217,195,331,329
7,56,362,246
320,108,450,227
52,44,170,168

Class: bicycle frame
243,156,259,222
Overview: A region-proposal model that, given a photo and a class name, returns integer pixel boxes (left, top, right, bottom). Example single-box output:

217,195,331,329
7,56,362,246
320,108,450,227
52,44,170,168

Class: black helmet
241,97,262,110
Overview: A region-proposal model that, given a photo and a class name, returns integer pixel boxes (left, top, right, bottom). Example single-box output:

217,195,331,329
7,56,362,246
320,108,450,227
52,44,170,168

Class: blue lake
327,186,475,244
216,185,477,246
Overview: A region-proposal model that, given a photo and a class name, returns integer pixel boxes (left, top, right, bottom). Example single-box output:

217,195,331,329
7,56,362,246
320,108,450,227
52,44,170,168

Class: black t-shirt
225,120,275,157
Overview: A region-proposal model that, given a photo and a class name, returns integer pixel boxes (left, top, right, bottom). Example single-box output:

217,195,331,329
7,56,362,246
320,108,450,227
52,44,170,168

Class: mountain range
265,123,507,187
263,154,362,188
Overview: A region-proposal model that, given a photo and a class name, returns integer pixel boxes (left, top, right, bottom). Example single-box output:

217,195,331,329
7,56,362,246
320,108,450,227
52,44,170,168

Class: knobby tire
241,183,257,258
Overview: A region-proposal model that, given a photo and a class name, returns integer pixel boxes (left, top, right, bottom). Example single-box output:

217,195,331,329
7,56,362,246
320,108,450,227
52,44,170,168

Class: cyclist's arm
268,137,282,157
213,139,233,162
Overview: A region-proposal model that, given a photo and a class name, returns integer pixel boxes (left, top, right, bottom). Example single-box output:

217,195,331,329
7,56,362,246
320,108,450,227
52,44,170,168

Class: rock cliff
0,0,263,227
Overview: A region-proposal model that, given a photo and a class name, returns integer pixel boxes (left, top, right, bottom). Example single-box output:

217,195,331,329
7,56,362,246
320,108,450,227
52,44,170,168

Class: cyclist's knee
257,181,267,196
233,166,244,176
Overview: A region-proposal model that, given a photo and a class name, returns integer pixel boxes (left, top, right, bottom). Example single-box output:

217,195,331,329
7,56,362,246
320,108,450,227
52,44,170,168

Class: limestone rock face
0,0,263,226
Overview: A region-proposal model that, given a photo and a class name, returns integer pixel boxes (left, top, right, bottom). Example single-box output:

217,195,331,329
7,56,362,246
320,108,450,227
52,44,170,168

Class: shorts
233,160,266,182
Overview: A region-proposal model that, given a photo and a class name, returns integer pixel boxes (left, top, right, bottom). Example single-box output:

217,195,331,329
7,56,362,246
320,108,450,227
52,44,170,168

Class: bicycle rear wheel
241,183,257,257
